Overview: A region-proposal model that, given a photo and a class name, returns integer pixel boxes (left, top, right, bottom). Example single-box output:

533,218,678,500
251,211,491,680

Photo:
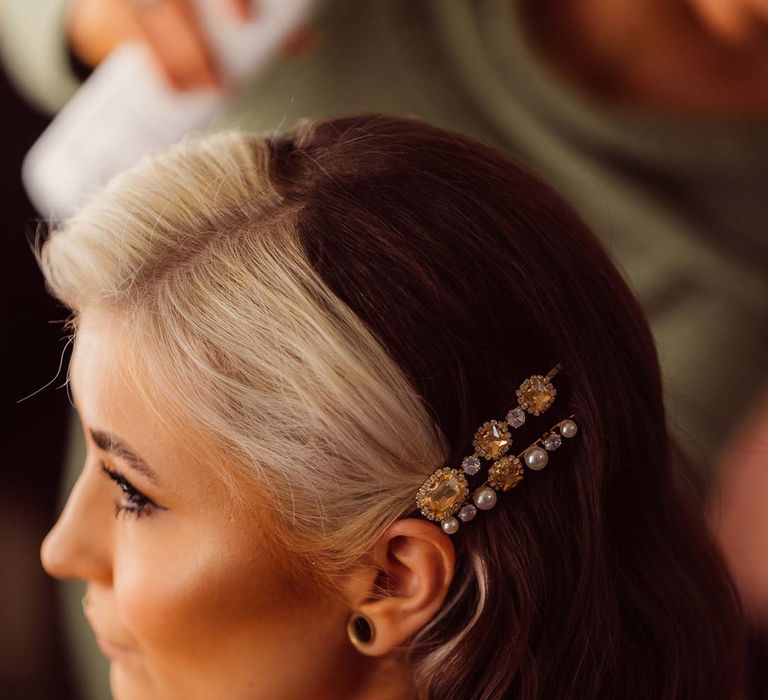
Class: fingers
68,0,254,83
68,0,145,67
690,0,768,45
225,0,255,20
130,0,221,90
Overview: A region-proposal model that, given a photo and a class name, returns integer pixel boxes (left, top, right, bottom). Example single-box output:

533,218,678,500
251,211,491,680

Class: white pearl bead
524,446,549,471
472,486,497,510
441,516,460,534
559,419,578,438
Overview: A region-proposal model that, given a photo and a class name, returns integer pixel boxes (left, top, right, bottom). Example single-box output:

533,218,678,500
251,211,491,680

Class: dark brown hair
265,114,744,699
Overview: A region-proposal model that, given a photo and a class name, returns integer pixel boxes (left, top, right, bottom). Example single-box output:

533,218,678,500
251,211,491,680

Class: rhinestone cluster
415,468,469,522
516,375,557,415
414,365,579,535
487,455,524,491
473,420,511,459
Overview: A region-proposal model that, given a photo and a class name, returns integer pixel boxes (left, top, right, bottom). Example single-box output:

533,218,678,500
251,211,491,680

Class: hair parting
38,114,744,699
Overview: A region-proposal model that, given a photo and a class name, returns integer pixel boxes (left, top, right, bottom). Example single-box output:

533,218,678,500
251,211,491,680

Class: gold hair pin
414,365,579,535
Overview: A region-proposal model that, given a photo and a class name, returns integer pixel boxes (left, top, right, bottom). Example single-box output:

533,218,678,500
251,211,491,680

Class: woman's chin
109,656,155,700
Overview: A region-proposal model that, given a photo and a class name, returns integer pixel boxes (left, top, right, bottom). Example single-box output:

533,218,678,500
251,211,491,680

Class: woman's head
39,114,743,699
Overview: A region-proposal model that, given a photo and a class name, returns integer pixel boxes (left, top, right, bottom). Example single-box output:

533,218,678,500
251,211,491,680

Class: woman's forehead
70,310,250,497
70,316,173,457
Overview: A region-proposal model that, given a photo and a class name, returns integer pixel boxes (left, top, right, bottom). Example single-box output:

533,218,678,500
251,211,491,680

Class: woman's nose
40,468,112,583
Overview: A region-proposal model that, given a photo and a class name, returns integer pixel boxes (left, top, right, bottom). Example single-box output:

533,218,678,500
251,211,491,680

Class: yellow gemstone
473,420,511,459
488,455,524,491
517,376,556,415
417,469,469,520
424,479,463,512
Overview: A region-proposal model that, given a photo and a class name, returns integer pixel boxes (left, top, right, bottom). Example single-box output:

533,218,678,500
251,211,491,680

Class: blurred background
1,1,767,698
0,61,75,700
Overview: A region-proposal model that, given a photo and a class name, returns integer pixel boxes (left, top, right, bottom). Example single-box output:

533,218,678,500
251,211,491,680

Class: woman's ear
343,518,456,657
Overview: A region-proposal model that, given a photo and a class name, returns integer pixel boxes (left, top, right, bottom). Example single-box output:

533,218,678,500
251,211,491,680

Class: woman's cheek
116,530,210,636
113,521,274,661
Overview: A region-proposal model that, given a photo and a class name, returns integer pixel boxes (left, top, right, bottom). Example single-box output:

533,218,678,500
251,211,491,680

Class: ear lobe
345,518,456,656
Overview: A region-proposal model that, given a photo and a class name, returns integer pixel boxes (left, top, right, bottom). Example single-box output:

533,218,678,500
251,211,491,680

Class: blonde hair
41,130,445,582
39,115,745,700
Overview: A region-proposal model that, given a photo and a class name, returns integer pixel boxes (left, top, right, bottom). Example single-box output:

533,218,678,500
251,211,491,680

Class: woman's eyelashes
100,462,164,519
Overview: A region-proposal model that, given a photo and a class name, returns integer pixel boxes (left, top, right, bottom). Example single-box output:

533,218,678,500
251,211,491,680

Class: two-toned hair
39,114,743,699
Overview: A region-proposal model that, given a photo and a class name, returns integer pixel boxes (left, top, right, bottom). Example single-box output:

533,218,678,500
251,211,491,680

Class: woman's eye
100,462,158,519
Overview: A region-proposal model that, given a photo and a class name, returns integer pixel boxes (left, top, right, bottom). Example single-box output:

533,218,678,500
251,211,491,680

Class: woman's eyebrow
89,428,160,486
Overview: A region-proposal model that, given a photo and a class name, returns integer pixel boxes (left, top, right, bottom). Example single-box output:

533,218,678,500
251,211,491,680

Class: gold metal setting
412,364,577,535
487,455,524,491
516,373,557,416
415,468,469,521
473,420,512,459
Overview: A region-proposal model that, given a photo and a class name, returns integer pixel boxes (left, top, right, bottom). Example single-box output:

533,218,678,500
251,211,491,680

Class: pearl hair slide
414,364,579,535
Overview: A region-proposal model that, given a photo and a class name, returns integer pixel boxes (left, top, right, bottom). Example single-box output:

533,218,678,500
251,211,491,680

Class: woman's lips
83,606,135,659
95,635,135,659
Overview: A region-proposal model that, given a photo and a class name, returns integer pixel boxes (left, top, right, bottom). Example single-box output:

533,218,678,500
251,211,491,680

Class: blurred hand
689,0,768,45
68,0,253,90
